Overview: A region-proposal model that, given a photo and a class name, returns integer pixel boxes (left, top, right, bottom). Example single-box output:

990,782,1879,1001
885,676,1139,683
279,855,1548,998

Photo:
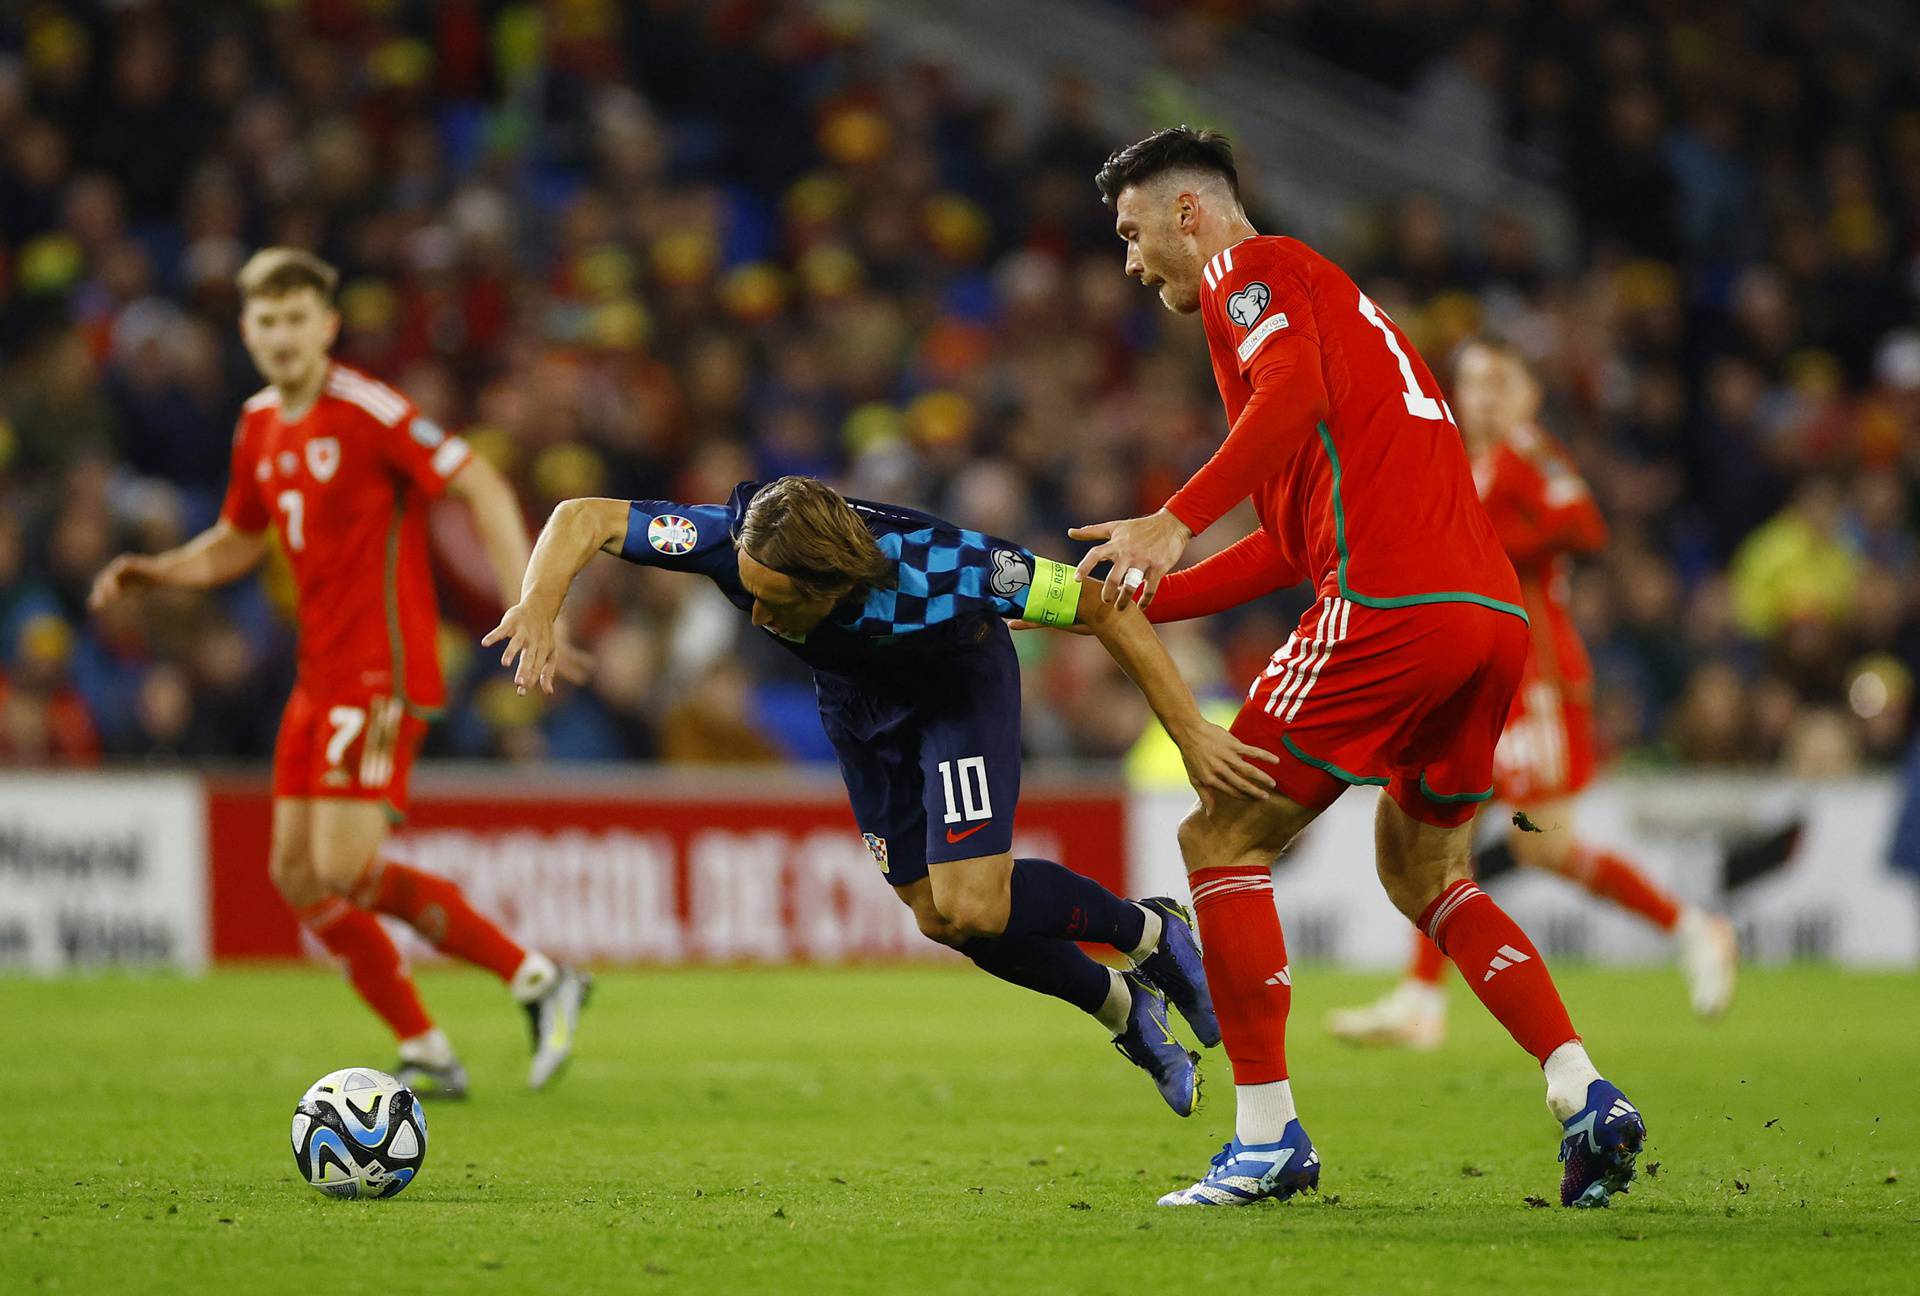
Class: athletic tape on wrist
1022,557,1082,626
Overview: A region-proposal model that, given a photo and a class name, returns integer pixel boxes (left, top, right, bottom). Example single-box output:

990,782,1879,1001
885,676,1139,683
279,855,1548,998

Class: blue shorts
817,626,1023,887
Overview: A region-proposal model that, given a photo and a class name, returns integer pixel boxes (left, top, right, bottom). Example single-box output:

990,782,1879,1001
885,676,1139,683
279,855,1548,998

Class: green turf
1,964,1914,1294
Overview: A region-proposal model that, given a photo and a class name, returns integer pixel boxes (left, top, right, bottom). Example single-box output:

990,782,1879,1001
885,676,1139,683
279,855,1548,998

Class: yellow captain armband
1021,557,1083,626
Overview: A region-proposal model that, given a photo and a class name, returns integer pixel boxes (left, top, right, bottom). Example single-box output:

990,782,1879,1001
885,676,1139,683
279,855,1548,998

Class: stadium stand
0,0,1913,772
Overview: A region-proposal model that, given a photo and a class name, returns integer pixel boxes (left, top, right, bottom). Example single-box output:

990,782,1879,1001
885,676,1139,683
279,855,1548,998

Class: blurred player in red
1328,339,1737,1050
1078,128,1643,1208
90,249,588,1097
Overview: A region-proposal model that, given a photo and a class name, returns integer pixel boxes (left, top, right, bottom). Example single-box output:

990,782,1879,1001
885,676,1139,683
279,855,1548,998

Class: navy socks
1005,857,1146,952
960,933,1113,1015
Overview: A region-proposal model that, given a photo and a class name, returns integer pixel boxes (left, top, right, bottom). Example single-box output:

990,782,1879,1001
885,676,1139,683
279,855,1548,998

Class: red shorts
273,684,430,818
1491,676,1597,805
1230,596,1529,828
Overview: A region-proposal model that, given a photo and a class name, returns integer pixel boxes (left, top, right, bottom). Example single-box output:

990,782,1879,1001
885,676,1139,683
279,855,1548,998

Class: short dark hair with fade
1095,126,1240,208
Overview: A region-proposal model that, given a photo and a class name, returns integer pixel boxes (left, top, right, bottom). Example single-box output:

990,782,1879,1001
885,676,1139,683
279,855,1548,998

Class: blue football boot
1113,972,1201,1117
1133,897,1221,1047
1558,1079,1646,1207
1158,1121,1321,1206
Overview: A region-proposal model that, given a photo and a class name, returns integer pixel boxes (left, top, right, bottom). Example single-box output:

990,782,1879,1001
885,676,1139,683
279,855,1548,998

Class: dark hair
735,476,893,603
1095,126,1240,207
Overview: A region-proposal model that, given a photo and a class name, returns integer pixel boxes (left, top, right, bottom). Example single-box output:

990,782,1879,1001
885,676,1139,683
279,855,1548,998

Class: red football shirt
1473,423,1606,690
219,362,471,709
1151,235,1520,622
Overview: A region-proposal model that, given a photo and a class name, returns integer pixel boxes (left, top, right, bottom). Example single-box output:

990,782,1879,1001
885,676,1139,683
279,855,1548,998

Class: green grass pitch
2,964,1914,1294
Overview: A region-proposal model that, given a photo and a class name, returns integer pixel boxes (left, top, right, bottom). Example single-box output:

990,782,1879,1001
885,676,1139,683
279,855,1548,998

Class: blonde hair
1456,333,1536,379
236,247,339,304
736,476,892,603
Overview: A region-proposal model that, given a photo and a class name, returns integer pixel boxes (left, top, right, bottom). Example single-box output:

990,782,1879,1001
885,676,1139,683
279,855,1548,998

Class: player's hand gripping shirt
1151,236,1522,623
613,482,1073,688
220,363,472,710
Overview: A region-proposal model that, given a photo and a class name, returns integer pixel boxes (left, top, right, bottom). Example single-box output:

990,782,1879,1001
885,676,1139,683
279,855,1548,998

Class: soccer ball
290,1066,428,1199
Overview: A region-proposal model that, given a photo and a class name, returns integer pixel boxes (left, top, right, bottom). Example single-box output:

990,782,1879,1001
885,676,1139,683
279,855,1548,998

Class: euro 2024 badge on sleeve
648,514,699,556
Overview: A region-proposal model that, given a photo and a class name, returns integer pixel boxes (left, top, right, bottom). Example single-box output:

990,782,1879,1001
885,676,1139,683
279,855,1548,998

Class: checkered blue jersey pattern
614,484,1039,669
838,513,1030,635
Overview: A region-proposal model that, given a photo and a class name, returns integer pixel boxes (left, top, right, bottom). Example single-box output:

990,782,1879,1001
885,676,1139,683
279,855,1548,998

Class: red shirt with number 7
219,362,470,712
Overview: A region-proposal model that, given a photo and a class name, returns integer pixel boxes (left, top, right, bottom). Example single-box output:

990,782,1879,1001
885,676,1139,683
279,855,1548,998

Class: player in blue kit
487,476,1282,1114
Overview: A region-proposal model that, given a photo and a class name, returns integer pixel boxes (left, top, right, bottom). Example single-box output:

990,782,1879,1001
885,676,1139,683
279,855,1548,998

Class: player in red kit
1328,338,1737,1049
1077,130,1644,1208
90,249,589,1097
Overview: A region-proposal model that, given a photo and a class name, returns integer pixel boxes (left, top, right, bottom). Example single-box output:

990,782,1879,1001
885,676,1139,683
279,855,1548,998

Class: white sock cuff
1095,967,1132,1036
1234,1078,1297,1146
1127,903,1164,965
397,1028,455,1068
510,952,559,1003
1542,1040,1601,1120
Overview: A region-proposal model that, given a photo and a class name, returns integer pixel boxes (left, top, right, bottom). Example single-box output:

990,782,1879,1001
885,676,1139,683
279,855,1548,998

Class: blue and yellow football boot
1112,972,1201,1117
1133,897,1221,1047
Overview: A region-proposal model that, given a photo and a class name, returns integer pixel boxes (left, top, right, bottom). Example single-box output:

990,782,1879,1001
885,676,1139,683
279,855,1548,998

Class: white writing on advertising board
0,775,207,974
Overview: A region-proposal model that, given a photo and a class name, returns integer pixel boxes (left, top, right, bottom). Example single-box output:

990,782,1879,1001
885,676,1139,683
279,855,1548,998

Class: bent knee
912,907,968,947
927,861,1010,939
305,845,375,898
931,891,1001,940
897,881,968,947
1378,854,1471,922
1379,874,1435,923
269,852,325,907
905,892,968,946
1176,808,1217,871
1176,806,1256,875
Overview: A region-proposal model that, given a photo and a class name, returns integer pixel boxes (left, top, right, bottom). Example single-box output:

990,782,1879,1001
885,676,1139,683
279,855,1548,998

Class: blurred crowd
1,0,1916,776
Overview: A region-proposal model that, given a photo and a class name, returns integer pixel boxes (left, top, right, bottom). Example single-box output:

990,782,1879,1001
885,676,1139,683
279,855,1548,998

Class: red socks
1569,847,1681,931
353,859,527,983
1189,864,1291,1084
1418,880,1576,1064
297,861,529,1043
1407,933,1449,985
299,898,432,1040
1408,846,1676,1003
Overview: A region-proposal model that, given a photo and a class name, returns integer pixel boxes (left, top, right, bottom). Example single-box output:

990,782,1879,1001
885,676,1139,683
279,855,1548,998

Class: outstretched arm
1163,338,1329,538
1145,527,1297,624
450,456,592,688
445,455,537,612
1073,338,1327,608
88,520,268,610
483,497,629,695
1074,581,1278,810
